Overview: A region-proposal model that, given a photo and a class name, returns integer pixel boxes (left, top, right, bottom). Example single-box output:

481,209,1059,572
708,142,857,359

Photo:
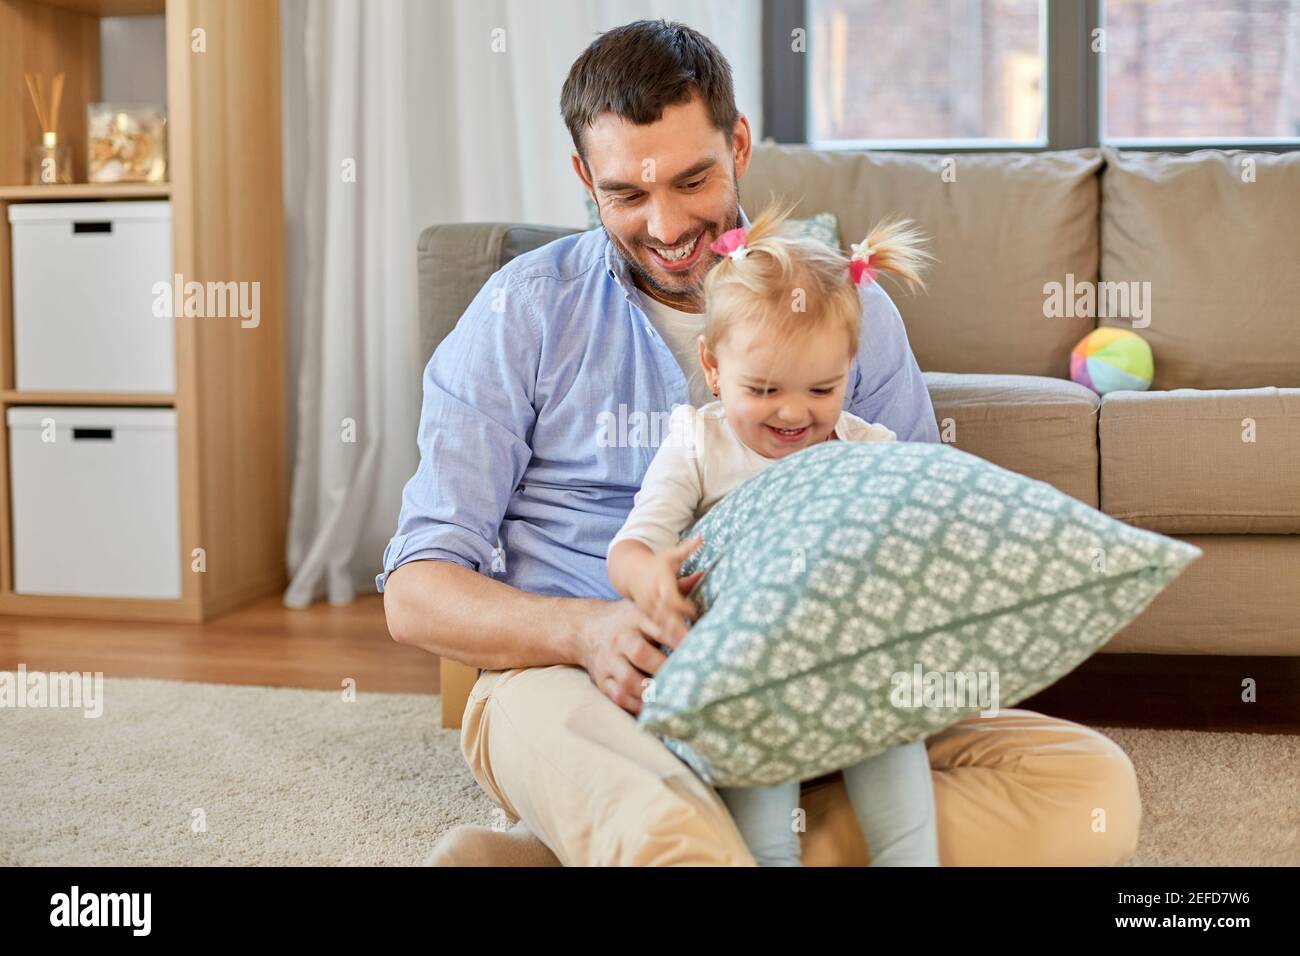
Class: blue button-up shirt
377,206,939,600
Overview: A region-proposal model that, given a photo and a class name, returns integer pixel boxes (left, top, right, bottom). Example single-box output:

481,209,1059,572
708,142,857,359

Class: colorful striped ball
1070,328,1154,395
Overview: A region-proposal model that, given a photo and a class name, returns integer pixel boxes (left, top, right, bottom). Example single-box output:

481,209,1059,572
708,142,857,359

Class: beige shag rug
0,677,1295,865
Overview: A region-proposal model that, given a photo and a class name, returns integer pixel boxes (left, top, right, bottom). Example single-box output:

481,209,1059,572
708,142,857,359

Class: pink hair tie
849,240,877,286
710,226,750,260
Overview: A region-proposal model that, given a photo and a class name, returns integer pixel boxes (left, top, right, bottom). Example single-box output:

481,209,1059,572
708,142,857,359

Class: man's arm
378,267,578,668
383,560,600,670
377,266,671,695
847,281,940,443
384,555,690,713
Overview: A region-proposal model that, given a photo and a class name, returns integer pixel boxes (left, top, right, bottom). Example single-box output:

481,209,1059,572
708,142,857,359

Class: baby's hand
630,535,705,648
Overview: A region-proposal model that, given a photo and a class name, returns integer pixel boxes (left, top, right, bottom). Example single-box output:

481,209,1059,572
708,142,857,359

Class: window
808,0,1045,148
1102,0,1300,144
766,0,1300,150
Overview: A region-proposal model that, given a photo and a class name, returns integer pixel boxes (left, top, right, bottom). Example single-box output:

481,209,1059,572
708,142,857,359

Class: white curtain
280,0,762,607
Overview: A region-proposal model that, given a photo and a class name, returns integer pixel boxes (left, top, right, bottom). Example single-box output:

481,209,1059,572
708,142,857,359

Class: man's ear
571,150,594,192
731,114,753,180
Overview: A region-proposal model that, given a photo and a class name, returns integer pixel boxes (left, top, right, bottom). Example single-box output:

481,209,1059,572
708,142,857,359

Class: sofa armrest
417,222,582,364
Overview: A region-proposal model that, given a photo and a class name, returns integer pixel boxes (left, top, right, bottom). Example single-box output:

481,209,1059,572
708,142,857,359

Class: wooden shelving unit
0,390,174,406
0,0,288,622
0,183,170,200
32,0,163,14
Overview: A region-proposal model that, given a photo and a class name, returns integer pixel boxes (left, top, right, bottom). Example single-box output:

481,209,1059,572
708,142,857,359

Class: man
379,19,1141,866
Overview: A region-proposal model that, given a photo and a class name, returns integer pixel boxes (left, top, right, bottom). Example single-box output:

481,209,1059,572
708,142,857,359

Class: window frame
762,0,1300,153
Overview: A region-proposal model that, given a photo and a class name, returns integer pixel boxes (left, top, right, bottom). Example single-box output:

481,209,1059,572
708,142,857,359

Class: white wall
99,16,167,105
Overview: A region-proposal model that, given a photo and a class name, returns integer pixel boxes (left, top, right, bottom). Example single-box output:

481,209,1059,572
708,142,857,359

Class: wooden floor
0,596,1295,732
0,594,441,695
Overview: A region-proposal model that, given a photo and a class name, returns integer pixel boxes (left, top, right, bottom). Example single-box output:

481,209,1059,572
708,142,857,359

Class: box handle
72,221,113,234
72,427,114,441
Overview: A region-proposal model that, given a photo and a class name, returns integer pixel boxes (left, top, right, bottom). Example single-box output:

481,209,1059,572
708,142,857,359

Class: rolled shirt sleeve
847,281,940,444
376,268,539,592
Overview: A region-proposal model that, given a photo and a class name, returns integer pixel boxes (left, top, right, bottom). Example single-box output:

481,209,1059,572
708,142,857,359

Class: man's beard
603,192,742,305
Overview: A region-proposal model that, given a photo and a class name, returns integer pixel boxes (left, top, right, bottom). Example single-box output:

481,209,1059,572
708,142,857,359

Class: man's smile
643,230,708,272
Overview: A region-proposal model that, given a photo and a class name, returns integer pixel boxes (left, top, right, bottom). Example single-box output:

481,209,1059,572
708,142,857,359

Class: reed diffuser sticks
25,71,65,139
24,71,72,184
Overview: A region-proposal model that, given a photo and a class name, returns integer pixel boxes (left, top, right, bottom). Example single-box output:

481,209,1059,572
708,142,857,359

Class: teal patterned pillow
583,193,840,250
638,441,1200,788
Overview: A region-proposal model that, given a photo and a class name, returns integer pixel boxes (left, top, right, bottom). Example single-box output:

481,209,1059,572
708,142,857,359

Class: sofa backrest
1099,146,1300,390
738,143,1103,380
740,142,1300,390
418,144,1299,391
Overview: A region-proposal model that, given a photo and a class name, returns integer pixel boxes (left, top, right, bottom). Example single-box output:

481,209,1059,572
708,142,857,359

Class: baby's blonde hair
702,200,934,385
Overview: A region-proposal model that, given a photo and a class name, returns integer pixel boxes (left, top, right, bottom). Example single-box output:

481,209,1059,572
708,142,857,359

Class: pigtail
738,196,800,246
703,197,934,374
706,195,803,297
851,215,935,295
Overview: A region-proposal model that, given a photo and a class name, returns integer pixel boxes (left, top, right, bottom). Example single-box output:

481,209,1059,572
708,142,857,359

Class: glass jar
87,103,167,184
29,132,73,185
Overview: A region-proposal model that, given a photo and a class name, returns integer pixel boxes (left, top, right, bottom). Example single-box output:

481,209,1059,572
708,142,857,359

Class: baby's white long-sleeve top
607,400,897,557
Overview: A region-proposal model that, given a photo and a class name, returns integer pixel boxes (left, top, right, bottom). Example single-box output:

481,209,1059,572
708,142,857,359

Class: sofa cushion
1102,535,1300,656
638,440,1200,788
925,372,1100,506
1100,146,1300,389
739,144,1102,378
1100,387,1300,534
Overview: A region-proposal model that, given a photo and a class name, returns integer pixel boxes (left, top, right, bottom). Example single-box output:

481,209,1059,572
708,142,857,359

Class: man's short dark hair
561,19,739,162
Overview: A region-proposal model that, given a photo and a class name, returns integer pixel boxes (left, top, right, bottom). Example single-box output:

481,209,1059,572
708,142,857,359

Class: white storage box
8,406,181,599
9,201,174,393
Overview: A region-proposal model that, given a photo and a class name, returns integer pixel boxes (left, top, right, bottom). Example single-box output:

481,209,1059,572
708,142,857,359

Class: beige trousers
460,663,1141,866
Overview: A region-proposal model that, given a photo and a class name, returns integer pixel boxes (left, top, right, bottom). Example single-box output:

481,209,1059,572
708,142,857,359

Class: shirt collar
604,204,753,296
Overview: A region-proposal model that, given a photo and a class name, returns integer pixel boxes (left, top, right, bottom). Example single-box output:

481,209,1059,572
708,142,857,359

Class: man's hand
577,566,705,715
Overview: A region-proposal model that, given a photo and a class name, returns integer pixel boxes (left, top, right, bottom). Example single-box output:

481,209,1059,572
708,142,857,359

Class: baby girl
606,203,940,866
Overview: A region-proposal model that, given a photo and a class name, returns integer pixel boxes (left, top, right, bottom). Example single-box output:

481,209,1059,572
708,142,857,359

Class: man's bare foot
422,819,562,866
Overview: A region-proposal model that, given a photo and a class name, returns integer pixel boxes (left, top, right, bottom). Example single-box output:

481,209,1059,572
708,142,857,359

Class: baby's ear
696,335,713,368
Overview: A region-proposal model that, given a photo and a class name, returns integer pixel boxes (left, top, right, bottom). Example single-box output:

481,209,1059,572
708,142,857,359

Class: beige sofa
419,144,1300,727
